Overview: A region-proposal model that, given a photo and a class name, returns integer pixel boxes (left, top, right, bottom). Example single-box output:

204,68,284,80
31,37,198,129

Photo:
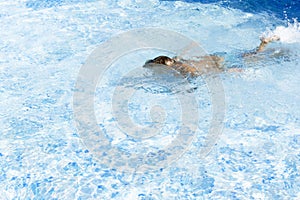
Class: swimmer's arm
243,35,280,57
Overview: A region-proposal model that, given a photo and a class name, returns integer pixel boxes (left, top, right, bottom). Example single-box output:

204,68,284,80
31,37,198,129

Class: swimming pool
1,0,300,199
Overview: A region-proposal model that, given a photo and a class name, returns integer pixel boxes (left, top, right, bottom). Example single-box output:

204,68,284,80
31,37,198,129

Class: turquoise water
1,0,300,199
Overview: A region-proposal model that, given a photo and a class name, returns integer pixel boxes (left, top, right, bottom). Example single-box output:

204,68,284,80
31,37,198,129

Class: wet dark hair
145,56,174,66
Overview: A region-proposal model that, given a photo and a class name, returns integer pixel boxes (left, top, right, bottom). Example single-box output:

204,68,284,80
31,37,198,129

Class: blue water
163,0,300,20
1,0,300,199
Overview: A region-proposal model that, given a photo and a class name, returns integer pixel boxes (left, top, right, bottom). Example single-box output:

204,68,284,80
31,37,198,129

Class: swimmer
145,55,224,77
144,35,280,77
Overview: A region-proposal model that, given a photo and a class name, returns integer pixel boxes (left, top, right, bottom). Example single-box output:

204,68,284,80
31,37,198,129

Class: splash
262,19,300,44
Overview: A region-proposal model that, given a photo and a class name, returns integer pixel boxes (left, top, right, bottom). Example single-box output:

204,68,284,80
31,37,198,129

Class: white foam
263,19,300,44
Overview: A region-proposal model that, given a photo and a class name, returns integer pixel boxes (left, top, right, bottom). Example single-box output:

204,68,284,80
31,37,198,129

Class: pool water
1,0,300,199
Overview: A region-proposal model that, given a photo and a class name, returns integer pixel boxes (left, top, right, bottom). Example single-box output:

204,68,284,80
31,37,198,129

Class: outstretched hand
260,35,280,44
